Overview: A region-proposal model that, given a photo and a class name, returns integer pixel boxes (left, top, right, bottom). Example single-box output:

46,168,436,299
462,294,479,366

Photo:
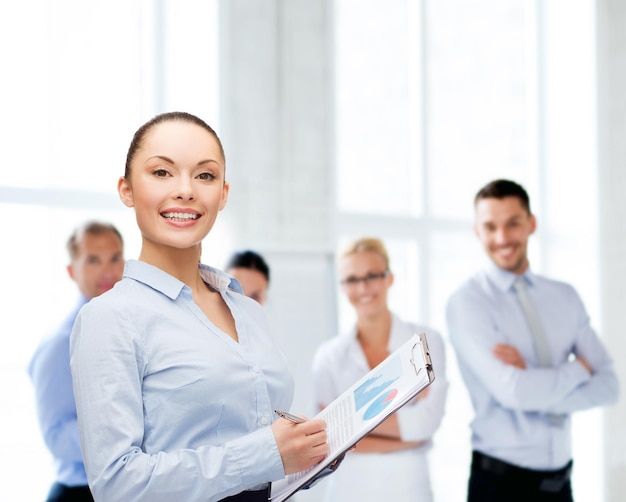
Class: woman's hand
271,418,328,474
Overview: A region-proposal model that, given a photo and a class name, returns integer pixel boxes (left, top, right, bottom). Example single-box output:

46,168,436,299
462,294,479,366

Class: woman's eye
197,172,216,181
152,168,170,178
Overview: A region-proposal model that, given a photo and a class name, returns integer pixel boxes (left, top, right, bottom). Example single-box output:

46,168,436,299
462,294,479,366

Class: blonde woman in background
312,237,448,501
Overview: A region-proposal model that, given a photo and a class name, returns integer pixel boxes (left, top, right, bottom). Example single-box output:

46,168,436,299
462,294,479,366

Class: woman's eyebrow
146,155,221,166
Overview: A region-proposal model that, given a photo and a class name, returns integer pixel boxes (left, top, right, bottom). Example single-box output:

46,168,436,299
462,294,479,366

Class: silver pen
274,409,307,424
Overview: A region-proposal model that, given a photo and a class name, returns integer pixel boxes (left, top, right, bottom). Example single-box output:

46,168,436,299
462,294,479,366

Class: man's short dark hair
474,179,531,214
67,221,124,261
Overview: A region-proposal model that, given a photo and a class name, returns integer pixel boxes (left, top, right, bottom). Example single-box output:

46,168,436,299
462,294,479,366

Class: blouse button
260,416,269,425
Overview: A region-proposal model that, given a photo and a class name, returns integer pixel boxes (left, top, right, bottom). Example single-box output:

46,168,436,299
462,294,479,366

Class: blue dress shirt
446,263,619,470
70,260,294,501
29,297,89,487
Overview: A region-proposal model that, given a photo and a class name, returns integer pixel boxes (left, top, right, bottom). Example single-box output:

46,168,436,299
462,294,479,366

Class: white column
596,1,626,500
218,0,334,249
217,1,337,461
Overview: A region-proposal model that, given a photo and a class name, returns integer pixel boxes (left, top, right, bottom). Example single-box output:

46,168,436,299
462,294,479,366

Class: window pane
1,0,219,193
2,1,149,191
334,0,421,216
162,0,220,127
425,0,531,218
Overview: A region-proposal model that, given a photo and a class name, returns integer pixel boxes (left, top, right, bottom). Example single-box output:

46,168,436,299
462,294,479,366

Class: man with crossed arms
446,179,619,501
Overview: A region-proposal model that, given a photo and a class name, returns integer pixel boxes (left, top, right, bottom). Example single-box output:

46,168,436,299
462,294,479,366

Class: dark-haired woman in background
225,250,270,305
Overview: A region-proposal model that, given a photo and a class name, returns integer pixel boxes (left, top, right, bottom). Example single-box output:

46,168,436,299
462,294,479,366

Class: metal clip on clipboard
410,333,435,381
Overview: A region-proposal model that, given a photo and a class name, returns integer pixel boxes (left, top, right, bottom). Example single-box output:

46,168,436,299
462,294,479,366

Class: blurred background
1,0,624,500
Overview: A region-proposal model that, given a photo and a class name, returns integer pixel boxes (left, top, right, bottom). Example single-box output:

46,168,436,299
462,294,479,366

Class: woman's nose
174,178,195,200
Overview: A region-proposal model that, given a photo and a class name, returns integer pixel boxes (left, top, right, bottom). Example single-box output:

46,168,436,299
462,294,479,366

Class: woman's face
118,120,229,253
339,250,392,320
228,267,269,305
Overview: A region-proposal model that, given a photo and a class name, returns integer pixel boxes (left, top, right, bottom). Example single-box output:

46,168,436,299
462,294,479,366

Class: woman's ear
219,181,230,211
118,176,134,208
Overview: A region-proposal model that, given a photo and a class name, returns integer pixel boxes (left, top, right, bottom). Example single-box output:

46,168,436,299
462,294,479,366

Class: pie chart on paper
363,388,398,420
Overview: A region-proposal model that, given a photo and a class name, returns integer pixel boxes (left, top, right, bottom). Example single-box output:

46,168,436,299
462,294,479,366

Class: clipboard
269,332,435,502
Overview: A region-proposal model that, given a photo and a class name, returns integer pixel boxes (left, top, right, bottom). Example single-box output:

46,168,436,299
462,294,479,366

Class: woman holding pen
312,237,448,501
70,111,328,502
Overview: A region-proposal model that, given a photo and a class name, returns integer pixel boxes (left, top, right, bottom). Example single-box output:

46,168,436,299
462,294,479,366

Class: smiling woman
118,112,230,261
69,112,329,502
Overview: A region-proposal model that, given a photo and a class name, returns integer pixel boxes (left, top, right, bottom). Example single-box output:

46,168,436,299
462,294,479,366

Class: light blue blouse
70,260,294,501
446,263,619,470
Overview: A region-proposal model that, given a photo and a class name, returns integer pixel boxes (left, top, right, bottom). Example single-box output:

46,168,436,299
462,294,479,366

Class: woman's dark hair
124,111,225,178
474,179,531,214
225,250,270,283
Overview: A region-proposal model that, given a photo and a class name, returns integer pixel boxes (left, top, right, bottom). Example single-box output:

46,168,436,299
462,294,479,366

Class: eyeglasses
340,271,389,287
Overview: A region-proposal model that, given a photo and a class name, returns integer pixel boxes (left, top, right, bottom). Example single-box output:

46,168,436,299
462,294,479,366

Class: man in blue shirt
29,221,124,502
446,179,619,501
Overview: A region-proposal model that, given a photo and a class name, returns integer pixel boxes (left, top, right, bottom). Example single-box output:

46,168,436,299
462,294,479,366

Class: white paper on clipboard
269,332,435,502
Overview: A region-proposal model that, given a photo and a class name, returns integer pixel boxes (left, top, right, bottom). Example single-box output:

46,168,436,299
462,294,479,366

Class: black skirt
219,486,271,502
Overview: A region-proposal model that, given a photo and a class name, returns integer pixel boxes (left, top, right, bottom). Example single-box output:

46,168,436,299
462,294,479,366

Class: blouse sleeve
70,298,284,502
